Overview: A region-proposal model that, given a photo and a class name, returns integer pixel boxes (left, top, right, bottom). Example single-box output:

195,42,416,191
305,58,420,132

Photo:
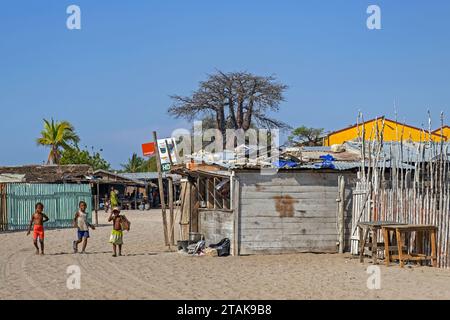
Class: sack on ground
204,247,218,257
209,238,230,257
187,240,206,255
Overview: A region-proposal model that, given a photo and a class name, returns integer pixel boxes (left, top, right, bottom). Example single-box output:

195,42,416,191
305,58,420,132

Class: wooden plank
338,175,345,253
383,228,390,266
240,247,338,255
233,174,240,256
240,201,340,212
241,187,339,195
240,233,339,242
241,223,337,233
241,222,337,230
207,178,214,209
396,229,404,268
431,228,437,267
240,216,337,224
236,172,349,187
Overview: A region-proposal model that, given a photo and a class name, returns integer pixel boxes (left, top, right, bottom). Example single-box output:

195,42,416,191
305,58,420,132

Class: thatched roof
0,165,93,183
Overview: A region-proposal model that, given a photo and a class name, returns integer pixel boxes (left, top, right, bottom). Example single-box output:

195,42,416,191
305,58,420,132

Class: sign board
161,163,171,172
157,138,178,171
141,142,156,157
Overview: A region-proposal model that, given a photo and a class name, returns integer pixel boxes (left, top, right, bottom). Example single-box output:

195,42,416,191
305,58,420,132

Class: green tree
120,153,147,172
119,154,157,173
288,126,325,147
60,146,111,171
36,119,80,164
144,157,157,172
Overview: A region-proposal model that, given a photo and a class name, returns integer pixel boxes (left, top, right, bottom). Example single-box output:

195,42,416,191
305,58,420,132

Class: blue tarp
273,160,298,168
315,154,336,169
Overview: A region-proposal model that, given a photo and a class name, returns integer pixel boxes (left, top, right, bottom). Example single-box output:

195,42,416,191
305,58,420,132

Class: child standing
26,202,49,255
108,207,124,257
72,201,95,254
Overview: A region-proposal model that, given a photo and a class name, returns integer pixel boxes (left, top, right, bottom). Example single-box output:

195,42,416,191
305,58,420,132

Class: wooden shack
0,165,94,231
173,166,358,256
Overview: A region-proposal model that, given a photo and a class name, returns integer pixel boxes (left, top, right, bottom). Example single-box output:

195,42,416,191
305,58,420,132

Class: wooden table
382,225,438,268
358,221,406,264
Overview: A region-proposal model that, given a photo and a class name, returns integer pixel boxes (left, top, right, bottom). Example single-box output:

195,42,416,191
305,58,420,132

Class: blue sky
1,0,449,168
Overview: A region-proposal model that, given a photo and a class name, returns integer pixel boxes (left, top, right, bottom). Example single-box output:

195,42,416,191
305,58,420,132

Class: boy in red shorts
26,202,49,255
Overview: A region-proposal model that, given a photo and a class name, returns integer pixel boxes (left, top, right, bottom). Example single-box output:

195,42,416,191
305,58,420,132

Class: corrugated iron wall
5,183,92,230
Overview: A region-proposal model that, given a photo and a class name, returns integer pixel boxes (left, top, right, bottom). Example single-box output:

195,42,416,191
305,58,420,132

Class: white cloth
76,211,89,231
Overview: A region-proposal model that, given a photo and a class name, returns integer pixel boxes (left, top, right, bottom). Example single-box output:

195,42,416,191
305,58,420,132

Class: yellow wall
324,119,444,146
432,126,450,141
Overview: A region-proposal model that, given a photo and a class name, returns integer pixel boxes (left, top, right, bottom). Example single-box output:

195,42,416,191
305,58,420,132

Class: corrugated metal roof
121,172,181,181
345,141,450,162
298,160,415,171
300,146,333,152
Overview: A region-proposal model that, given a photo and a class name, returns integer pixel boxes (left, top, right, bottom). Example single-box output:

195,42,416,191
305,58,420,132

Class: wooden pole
134,186,138,210
153,131,170,247
232,172,240,256
338,176,346,254
95,182,99,226
168,177,175,245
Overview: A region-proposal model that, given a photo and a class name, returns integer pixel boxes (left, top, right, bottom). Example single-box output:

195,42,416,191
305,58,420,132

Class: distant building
432,125,450,141
323,116,446,146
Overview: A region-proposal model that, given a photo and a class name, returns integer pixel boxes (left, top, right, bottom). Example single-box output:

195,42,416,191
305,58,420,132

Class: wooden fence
350,113,450,268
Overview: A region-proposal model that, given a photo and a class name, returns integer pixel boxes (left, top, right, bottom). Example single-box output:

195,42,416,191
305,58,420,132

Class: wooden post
134,186,137,210
338,176,346,253
95,182,99,226
232,173,240,256
0,184,6,231
153,131,170,247
396,228,404,268
383,228,390,266
358,225,364,262
207,178,214,209
431,228,437,267
372,227,378,264
168,177,175,245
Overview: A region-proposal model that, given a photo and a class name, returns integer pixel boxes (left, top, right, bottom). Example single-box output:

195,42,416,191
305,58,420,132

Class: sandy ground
1,209,450,300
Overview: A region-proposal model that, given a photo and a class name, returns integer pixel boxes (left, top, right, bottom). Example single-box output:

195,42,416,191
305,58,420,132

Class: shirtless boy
108,207,125,257
26,202,49,255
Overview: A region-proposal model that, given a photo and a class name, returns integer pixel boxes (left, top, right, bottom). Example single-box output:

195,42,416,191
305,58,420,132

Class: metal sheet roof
120,172,181,181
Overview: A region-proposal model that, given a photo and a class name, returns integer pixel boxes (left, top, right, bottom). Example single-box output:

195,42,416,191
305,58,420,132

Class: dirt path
1,210,450,300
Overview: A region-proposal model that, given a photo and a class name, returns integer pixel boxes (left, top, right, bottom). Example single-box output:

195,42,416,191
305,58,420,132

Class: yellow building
324,117,446,146
432,126,450,141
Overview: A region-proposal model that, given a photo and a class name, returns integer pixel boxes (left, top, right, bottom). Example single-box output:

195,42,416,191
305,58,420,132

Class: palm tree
121,153,146,172
36,119,80,164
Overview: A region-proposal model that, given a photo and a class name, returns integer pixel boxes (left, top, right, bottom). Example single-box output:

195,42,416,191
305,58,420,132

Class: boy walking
26,202,49,255
72,201,95,253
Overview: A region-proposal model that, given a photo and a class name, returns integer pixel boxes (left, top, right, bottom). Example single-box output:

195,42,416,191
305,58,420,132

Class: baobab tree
168,71,289,137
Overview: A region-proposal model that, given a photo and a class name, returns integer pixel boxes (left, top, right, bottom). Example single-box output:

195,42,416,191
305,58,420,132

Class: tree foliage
36,119,80,164
169,71,289,135
288,126,325,146
60,146,111,171
120,153,157,173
